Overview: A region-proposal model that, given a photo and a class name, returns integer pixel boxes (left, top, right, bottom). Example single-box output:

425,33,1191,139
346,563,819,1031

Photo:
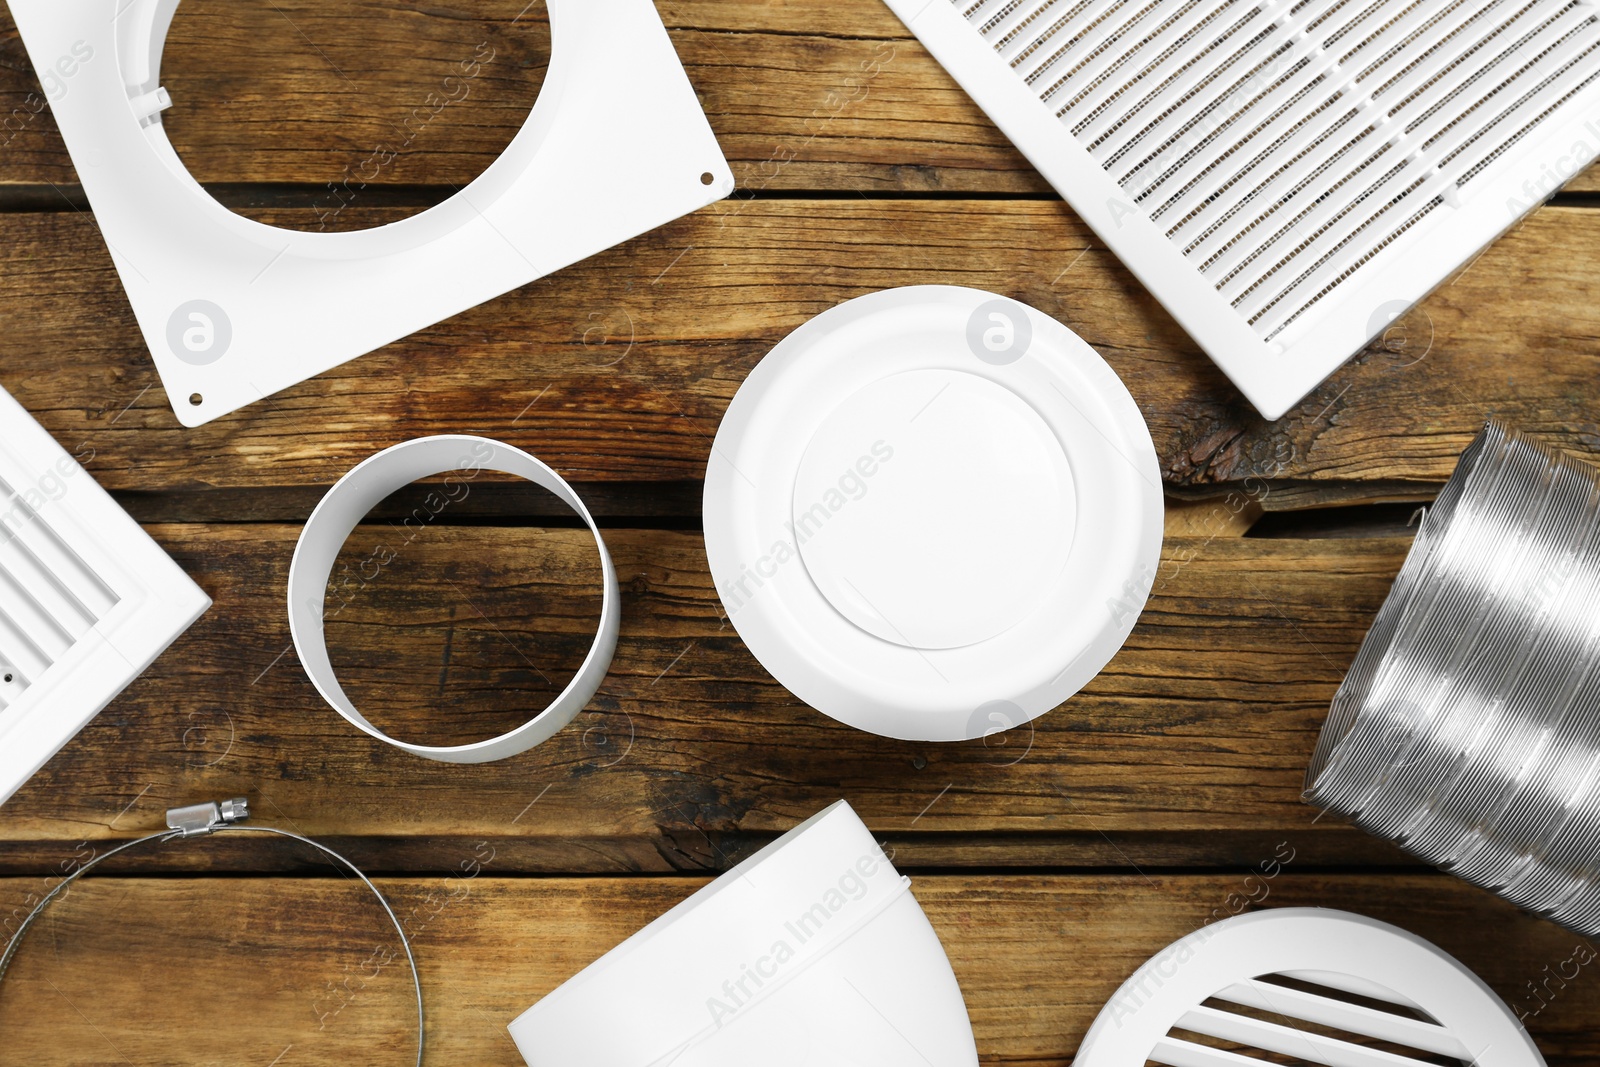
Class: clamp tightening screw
167,797,252,836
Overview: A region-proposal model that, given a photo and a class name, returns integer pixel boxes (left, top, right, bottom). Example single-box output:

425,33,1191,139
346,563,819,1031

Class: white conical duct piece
509,800,979,1067
1075,908,1544,1067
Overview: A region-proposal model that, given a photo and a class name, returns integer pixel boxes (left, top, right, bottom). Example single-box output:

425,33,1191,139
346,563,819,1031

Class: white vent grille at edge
0,475,119,712
956,0,1600,341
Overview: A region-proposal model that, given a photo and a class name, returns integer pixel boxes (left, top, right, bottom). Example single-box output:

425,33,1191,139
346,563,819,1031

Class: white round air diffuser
703,286,1163,741
507,800,978,1067
1076,908,1544,1067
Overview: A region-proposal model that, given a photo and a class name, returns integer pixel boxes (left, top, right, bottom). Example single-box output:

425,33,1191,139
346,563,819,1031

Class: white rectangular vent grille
0,385,210,808
889,0,1600,416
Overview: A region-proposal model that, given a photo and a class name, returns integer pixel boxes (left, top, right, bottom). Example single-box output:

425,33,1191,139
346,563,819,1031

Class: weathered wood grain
0,0,1594,1056
0,874,1593,1065
0,1,1593,198
0,523,1414,869
0,201,1596,502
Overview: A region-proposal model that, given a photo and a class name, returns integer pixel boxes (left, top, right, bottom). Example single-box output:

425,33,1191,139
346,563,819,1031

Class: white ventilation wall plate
1074,908,1545,1067
885,0,1600,419
0,384,211,808
7,0,735,427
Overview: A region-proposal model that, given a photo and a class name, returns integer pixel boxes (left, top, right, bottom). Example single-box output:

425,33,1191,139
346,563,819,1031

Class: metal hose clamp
0,798,424,1066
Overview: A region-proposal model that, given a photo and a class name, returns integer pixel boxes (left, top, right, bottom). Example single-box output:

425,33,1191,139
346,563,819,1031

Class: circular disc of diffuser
703,286,1163,741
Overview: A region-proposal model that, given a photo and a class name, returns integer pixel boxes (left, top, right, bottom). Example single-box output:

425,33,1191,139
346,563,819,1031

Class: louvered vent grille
0,473,120,712
1154,973,1478,1066
0,383,210,810
950,0,1600,339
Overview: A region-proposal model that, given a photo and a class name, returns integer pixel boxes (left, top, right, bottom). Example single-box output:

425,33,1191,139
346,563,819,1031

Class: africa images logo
166,300,233,366
1504,117,1600,216
703,849,888,1028
719,440,895,615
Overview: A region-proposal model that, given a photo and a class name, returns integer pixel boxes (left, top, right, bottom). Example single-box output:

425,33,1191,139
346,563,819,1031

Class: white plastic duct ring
508,800,980,1067
1075,908,1545,1067
6,0,733,426
703,286,1164,742
287,435,619,764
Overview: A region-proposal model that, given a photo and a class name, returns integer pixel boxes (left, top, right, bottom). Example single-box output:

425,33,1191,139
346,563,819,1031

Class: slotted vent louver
0,384,210,808
887,0,1600,417
1074,909,1544,1067
0,471,121,702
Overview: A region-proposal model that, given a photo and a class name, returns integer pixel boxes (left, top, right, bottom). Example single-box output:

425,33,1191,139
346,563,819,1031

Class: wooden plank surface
2,0,1599,1061
1,873,1594,1066
0,201,1596,500
0,1,1595,196
0,524,1411,867
0,1,1597,504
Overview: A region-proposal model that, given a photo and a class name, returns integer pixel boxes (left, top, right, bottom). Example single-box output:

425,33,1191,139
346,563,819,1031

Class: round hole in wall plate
159,1,551,232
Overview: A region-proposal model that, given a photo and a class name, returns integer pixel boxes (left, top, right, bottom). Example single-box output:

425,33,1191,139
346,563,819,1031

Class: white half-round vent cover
1076,908,1544,1067
7,0,734,426
508,800,979,1067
